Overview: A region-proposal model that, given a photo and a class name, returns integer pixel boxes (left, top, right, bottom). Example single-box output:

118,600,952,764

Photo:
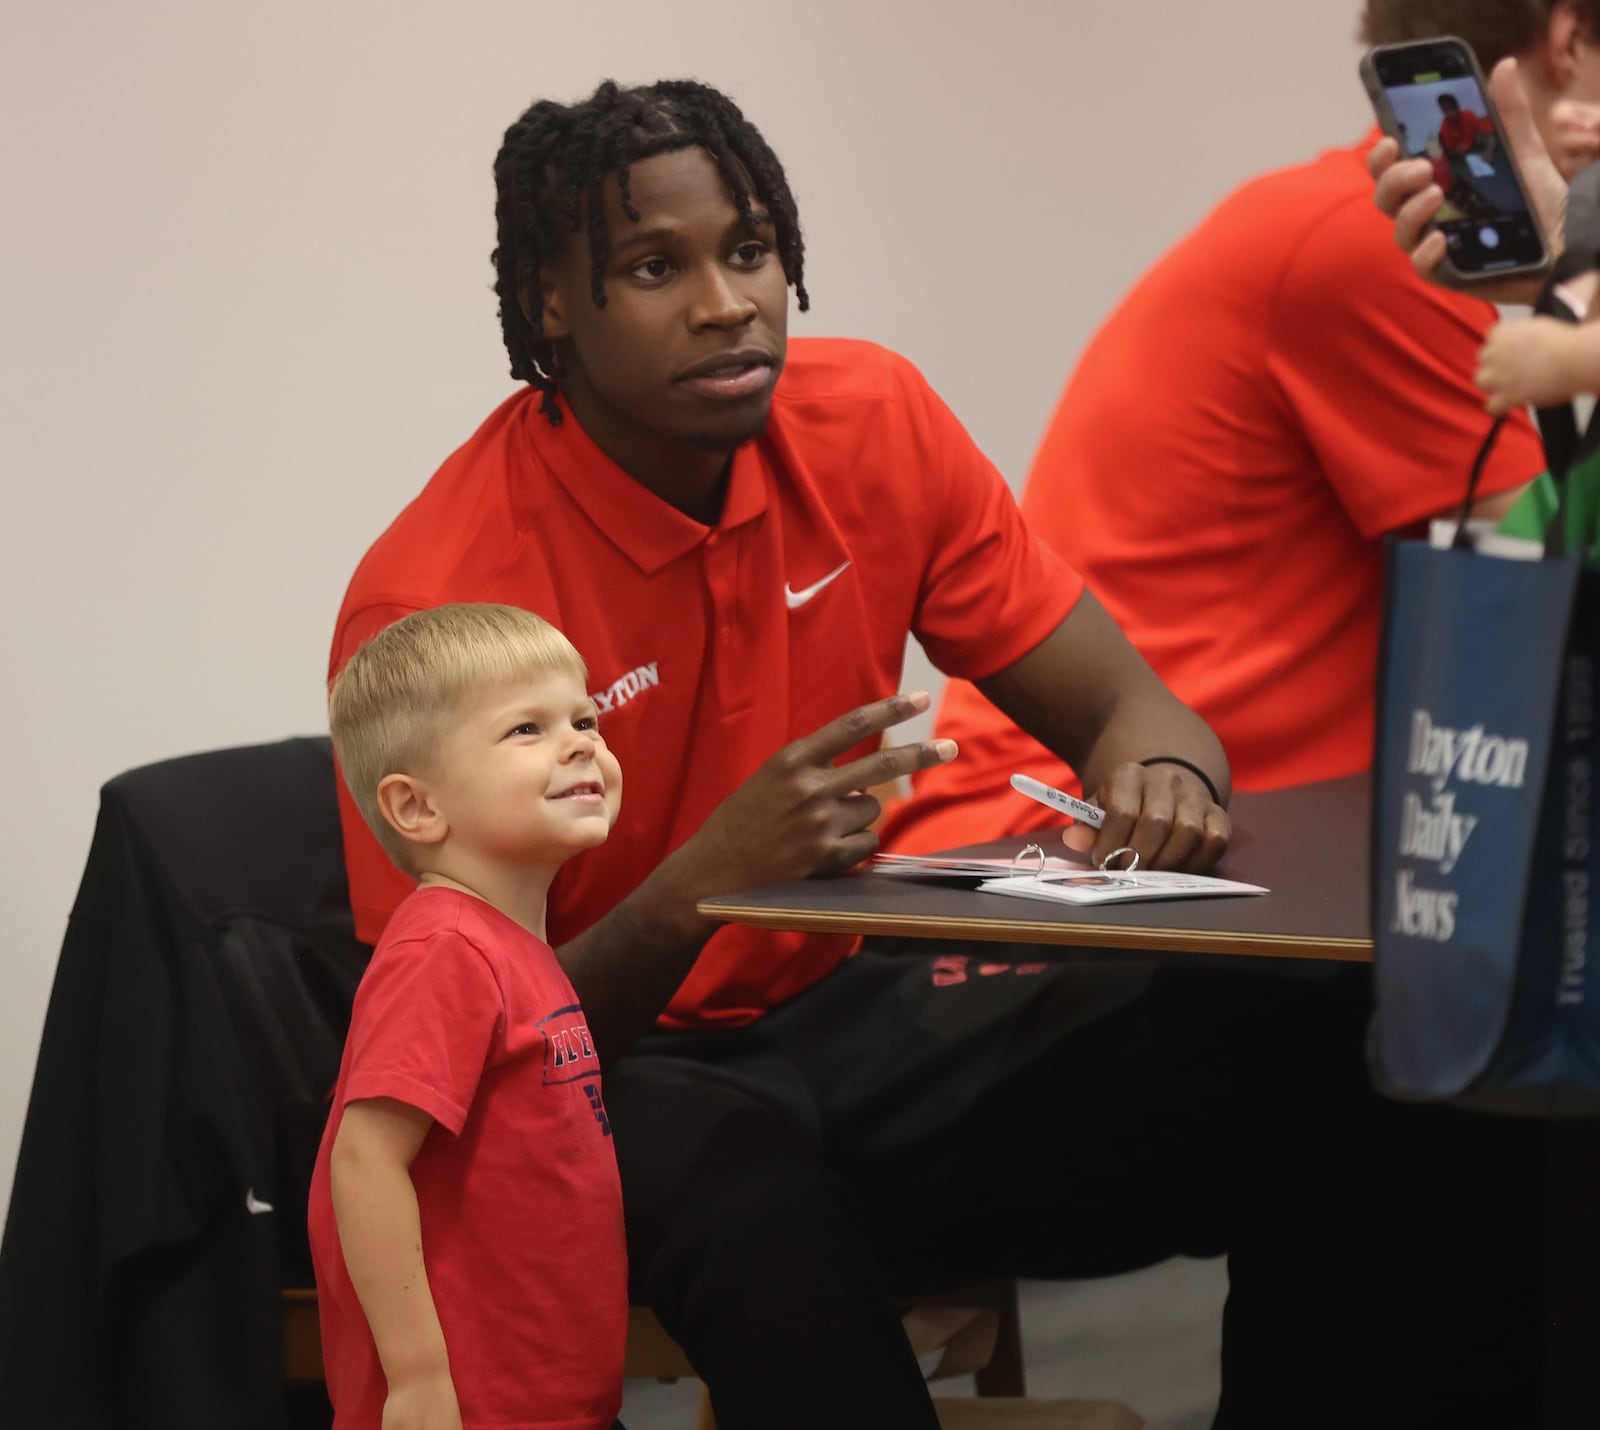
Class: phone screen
1368,39,1544,275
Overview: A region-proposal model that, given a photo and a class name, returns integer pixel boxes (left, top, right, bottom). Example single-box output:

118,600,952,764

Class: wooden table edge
695,900,1374,962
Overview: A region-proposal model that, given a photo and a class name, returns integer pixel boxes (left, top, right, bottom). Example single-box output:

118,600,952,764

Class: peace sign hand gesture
683,690,957,896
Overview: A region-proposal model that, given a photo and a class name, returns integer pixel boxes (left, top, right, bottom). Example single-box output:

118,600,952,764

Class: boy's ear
1546,3,1583,84
376,772,448,850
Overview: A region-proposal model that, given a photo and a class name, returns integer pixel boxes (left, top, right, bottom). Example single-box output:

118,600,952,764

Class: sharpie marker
1009,773,1106,830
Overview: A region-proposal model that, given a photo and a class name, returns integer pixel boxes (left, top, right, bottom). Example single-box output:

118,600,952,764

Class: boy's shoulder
374,886,575,1003
378,885,544,955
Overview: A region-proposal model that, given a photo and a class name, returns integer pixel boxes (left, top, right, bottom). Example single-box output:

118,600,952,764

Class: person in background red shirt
311,604,627,1430
1437,92,1498,158
1436,92,1501,210
883,1,1600,858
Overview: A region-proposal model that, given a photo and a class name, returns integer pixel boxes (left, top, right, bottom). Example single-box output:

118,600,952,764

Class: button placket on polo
703,527,750,717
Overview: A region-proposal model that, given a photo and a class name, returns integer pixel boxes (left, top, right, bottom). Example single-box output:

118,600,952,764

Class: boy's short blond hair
329,603,588,871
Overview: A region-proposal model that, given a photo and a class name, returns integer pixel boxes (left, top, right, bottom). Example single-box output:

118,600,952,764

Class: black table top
697,775,1373,961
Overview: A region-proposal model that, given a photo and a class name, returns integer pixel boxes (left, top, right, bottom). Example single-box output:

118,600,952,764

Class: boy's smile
548,778,606,803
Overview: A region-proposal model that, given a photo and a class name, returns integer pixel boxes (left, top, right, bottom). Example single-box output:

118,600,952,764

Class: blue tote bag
1371,268,1600,1115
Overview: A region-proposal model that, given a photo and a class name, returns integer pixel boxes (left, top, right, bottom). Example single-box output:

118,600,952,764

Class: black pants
608,944,1543,1430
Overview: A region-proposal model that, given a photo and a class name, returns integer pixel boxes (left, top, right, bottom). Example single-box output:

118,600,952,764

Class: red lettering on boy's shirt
541,1006,600,1085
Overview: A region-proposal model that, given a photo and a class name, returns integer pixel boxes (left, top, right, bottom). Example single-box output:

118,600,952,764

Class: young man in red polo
332,78,1538,1430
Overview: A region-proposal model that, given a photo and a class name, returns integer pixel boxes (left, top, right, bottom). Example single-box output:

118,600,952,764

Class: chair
3,737,1140,1430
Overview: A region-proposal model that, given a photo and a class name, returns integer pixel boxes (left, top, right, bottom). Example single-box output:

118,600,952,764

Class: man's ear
376,772,448,850
527,266,571,342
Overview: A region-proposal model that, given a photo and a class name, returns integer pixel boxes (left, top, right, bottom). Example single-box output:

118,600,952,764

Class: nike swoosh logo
245,1187,275,1215
784,561,851,610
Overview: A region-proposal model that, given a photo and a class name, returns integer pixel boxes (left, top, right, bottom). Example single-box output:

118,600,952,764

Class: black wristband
1139,756,1222,807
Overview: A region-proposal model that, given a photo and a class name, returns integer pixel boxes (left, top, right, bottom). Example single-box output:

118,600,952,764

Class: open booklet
973,870,1267,907
871,770,1268,905
871,854,1267,905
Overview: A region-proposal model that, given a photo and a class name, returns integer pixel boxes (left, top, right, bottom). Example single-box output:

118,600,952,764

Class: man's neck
556,384,733,526
619,447,731,526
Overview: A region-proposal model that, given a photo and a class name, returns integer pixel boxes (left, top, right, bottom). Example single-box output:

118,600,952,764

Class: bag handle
1451,248,1600,557
1450,413,1508,549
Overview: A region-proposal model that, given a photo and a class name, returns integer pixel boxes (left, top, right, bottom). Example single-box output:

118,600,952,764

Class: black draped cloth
0,738,369,1429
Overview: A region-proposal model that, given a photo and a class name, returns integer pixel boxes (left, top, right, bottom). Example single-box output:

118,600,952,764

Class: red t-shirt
308,887,626,1430
330,339,1082,1029
880,135,1543,855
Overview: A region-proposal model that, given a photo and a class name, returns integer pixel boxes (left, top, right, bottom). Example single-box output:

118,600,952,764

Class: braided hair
492,79,809,424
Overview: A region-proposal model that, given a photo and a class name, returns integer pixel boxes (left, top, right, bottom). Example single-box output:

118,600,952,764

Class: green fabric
1497,470,1560,541
1497,457,1600,562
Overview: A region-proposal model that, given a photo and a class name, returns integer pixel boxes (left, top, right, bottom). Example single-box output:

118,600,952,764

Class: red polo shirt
331,338,1081,1029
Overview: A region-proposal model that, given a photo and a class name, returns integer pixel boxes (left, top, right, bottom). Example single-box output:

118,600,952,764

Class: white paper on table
975,870,1268,906
872,852,1086,880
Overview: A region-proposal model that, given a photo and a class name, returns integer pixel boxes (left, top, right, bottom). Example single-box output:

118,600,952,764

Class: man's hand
1061,761,1230,873
382,1374,463,1430
683,691,957,896
555,691,958,1059
1370,57,1567,305
1477,314,1587,413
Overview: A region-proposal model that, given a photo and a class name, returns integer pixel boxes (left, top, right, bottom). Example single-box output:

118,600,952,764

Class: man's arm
330,1098,461,1430
554,691,958,1062
977,591,1231,874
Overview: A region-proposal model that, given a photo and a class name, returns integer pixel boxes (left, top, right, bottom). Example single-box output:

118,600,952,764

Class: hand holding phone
1362,36,1551,287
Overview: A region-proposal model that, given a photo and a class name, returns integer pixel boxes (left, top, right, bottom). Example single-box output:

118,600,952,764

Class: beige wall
0,2,1369,1212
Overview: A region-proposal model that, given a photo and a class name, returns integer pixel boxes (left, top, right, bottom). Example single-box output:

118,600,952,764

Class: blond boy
308,603,626,1430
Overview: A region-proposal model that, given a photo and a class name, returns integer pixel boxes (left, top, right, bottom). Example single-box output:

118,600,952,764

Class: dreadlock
492,79,809,424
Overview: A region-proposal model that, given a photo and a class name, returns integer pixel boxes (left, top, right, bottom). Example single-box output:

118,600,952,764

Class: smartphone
1360,35,1550,285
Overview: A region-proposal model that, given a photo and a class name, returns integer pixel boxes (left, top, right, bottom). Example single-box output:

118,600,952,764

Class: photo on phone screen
1363,38,1547,278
